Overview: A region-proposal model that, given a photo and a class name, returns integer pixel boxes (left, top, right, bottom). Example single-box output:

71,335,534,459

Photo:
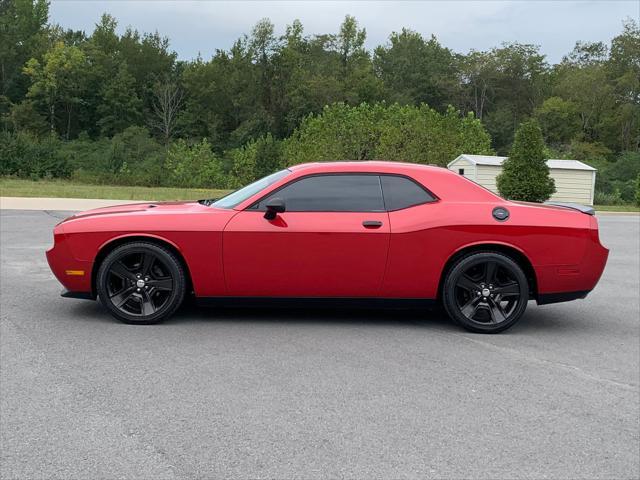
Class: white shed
448,154,597,205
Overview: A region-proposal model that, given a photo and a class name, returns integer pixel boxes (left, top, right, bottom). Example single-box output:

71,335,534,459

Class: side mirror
264,197,286,220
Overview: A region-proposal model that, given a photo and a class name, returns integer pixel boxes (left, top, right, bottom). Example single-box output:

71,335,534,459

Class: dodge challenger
46,161,609,333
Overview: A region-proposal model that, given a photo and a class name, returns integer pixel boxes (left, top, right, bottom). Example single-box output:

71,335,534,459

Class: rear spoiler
544,202,595,216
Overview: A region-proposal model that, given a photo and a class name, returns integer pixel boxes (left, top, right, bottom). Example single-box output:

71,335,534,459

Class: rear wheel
97,242,185,324
442,252,529,333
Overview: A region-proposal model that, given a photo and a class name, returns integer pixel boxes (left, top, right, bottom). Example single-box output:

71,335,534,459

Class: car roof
288,161,450,175
232,160,500,210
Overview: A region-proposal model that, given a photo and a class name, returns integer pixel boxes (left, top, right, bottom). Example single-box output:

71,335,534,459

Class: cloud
49,0,638,62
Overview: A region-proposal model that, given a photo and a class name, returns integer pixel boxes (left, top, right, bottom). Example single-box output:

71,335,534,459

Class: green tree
165,138,225,187
254,133,283,178
534,96,581,146
9,99,48,134
97,62,142,136
250,18,277,124
335,15,367,77
0,130,69,178
0,0,49,100
227,140,258,187
23,41,88,138
497,119,555,202
283,102,388,162
373,29,456,109
458,50,497,121
284,102,493,166
604,19,640,152
377,105,493,165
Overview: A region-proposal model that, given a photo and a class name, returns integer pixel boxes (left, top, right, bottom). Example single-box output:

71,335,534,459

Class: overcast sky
49,1,639,63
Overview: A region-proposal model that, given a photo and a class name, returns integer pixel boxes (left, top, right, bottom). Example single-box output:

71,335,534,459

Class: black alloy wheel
97,242,186,324
442,252,529,333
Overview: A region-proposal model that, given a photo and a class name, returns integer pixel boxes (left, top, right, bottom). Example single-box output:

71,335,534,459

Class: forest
1,0,639,204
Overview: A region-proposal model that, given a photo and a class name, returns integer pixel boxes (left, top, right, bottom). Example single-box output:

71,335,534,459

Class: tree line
0,0,638,203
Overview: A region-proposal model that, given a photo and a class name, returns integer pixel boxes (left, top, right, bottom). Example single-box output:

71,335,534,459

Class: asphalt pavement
1,209,638,479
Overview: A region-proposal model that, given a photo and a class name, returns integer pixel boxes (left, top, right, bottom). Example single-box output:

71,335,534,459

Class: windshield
211,169,291,209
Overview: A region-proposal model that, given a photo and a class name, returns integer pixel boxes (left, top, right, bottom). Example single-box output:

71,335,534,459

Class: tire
442,252,529,333
96,242,186,325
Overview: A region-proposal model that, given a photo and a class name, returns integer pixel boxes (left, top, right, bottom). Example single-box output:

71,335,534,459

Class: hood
60,201,209,222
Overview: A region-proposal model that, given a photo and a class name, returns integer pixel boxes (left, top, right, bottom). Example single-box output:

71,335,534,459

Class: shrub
52,127,167,186
0,131,70,179
254,133,283,179
165,138,226,188
496,119,555,202
594,190,623,206
283,102,493,166
226,141,258,188
227,134,284,187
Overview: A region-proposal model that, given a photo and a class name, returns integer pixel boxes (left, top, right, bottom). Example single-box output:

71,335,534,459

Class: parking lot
1,209,638,479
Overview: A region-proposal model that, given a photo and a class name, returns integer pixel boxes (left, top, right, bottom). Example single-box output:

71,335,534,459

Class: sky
49,1,639,63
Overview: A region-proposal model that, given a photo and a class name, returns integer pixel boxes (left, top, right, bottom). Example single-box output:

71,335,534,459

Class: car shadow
67,297,593,335
167,301,459,331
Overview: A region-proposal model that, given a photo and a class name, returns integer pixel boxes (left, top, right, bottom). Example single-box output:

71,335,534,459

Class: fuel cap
492,207,510,221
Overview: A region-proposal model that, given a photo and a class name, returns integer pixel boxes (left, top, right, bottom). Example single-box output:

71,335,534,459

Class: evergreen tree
497,119,555,202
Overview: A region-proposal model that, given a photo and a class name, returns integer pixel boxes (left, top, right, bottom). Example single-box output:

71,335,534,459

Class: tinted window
257,174,384,212
381,175,436,210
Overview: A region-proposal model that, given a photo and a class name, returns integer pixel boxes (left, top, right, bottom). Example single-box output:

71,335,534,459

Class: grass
0,178,232,201
594,204,640,213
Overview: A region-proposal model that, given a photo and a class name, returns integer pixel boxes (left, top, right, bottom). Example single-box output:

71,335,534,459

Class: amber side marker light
65,270,85,276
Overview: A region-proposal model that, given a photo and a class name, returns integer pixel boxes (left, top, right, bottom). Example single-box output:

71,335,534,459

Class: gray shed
447,154,597,205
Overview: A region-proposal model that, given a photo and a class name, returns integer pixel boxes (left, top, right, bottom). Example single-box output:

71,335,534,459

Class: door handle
362,220,383,228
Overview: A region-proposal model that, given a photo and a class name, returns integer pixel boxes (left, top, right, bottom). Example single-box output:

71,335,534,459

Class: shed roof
449,154,596,171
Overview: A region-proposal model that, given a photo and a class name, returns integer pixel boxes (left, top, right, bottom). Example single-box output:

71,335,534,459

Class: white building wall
475,165,502,192
548,169,595,205
448,158,476,180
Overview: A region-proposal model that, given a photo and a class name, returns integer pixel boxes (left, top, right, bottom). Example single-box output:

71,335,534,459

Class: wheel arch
91,234,193,298
437,242,538,300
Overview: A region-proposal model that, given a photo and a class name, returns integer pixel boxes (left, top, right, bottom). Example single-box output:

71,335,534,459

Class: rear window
380,175,436,210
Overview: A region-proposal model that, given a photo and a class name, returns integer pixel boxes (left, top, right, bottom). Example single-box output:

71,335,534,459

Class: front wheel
96,242,186,324
442,252,529,333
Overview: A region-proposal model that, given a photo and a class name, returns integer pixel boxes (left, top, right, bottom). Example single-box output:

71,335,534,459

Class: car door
223,174,390,297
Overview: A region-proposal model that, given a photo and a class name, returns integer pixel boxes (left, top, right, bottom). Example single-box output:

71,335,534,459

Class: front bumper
61,289,95,300
46,228,93,296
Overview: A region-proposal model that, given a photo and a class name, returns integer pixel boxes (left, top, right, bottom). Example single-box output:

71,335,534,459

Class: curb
595,210,640,216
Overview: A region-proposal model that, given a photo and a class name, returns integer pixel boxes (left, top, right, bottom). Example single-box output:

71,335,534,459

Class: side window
380,175,436,211
256,174,385,212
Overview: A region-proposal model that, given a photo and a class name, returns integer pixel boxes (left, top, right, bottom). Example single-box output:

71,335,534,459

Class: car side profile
46,161,609,333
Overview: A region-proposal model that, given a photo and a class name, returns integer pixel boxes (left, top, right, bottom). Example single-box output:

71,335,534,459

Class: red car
46,161,609,333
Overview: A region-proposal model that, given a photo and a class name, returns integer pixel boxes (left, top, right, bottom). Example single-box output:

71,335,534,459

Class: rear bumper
535,222,609,300
536,290,590,305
